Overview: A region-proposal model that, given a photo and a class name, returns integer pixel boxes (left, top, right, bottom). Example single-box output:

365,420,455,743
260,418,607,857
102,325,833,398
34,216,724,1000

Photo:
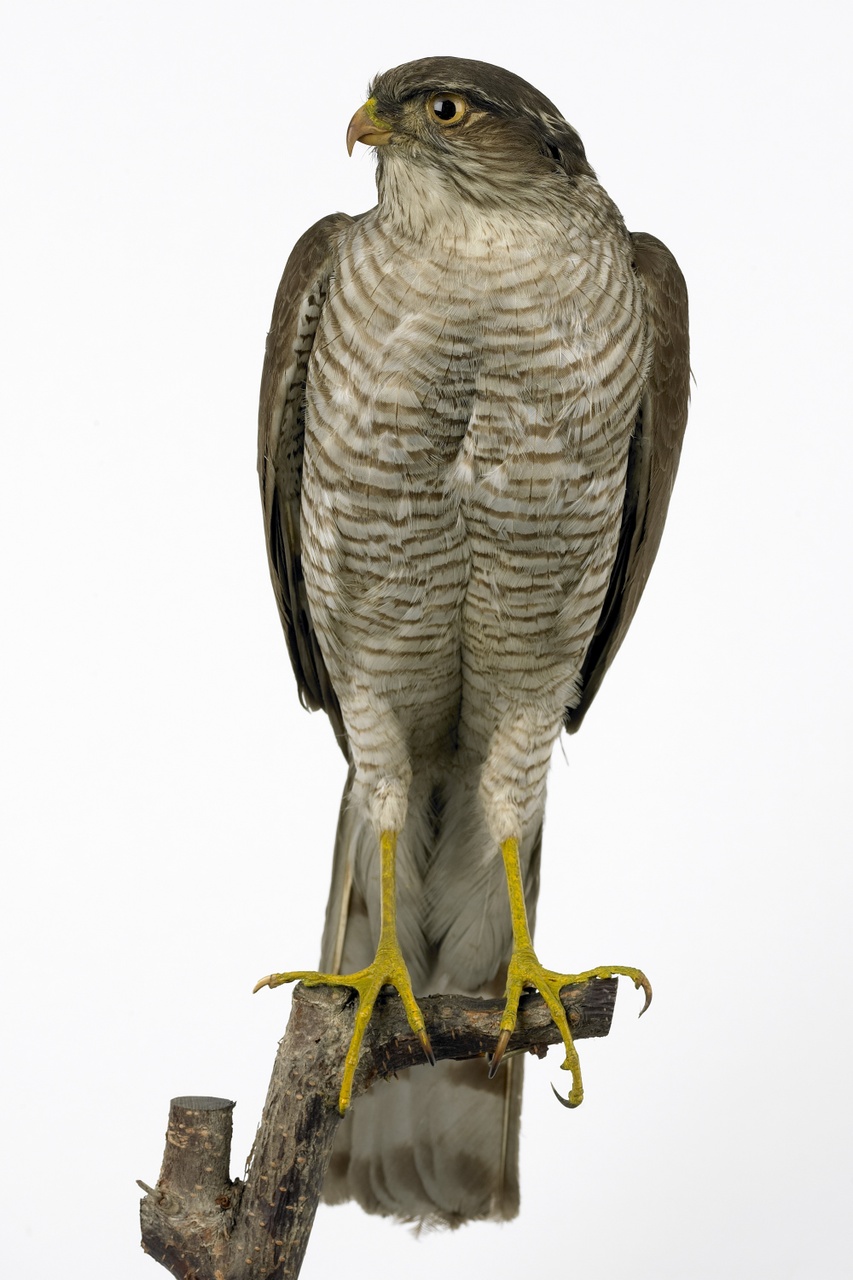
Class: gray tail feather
318,768,540,1226
324,1056,523,1226
318,765,363,974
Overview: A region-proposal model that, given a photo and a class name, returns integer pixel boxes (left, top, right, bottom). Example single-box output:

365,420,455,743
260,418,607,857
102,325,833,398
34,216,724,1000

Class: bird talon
253,969,307,994
253,973,287,993
254,827,434,1112
550,1081,582,1109
495,842,648,1107
489,1027,513,1079
419,1028,436,1067
635,974,653,1016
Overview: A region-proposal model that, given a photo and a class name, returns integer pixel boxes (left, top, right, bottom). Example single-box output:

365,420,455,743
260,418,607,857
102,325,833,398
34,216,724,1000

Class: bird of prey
256,56,689,1226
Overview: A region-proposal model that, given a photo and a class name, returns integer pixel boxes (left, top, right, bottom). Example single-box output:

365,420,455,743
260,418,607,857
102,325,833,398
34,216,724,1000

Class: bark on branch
140,977,618,1280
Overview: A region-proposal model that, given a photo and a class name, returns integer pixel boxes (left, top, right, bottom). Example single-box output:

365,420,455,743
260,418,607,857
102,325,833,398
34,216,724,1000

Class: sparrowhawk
256,56,689,1227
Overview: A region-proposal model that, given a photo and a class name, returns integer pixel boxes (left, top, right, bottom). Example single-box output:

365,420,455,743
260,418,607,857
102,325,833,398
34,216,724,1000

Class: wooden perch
140,977,618,1280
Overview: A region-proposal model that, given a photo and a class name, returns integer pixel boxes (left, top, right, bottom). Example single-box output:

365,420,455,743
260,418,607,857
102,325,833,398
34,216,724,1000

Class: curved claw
253,970,305,994
488,1027,512,1079
419,1028,436,1067
635,973,653,1016
551,1081,582,1109
253,973,281,993
568,965,653,1016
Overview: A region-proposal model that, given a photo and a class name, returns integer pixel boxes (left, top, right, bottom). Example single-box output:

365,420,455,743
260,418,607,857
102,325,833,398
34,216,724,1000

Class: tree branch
140,978,618,1280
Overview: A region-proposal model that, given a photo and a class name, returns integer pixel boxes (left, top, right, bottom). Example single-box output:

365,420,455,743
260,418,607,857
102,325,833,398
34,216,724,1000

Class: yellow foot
489,947,652,1108
254,944,434,1114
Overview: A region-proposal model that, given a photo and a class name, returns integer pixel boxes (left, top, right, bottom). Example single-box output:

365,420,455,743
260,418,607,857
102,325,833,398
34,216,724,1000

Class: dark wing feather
258,213,355,758
565,231,690,733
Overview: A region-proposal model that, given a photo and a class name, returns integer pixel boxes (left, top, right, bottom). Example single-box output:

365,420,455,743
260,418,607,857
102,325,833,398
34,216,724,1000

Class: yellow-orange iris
428,95,467,125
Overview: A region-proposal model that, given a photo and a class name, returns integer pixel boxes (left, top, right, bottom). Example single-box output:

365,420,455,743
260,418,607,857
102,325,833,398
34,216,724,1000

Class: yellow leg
254,830,434,1114
490,836,652,1107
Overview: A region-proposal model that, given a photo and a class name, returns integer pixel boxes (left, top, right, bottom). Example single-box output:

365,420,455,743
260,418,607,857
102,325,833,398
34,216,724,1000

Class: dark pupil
433,98,458,120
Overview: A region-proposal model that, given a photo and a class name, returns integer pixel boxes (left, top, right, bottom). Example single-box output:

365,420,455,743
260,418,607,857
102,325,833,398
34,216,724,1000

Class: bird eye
428,95,467,125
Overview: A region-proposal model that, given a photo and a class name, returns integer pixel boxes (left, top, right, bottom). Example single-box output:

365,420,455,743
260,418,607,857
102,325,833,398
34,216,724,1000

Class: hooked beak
346,98,393,155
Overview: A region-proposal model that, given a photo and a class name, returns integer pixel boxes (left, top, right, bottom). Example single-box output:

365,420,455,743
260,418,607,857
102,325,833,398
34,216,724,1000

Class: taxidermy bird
255,56,689,1226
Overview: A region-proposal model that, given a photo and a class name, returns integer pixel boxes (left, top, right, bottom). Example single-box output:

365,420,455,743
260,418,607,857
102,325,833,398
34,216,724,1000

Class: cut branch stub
160,1096,235,1200
140,1096,240,1279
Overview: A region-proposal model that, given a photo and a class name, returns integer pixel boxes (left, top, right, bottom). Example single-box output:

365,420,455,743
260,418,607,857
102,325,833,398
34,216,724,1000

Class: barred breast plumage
303,188,646,809
258,55,689,1228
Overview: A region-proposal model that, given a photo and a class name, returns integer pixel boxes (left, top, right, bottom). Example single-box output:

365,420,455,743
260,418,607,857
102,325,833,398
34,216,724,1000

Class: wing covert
565,231,690,732
258,212,354,756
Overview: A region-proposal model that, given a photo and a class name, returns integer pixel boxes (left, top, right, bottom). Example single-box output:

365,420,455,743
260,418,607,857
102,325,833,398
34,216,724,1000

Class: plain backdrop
2,1,851,1277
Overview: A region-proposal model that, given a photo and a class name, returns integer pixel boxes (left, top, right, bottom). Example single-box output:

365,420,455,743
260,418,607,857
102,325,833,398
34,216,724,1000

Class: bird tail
318,768,536,1226
324,1053,524,1226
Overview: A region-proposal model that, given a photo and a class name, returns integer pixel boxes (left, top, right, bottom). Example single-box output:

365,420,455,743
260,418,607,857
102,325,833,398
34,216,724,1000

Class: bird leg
254,829,434,1114
489,836,652,1107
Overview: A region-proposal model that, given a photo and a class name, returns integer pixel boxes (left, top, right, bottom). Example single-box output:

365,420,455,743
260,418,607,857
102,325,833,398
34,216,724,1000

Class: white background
3,1,851,1276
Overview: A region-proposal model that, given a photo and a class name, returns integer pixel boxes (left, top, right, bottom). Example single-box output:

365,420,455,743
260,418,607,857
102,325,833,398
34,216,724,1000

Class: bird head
346,57,594,216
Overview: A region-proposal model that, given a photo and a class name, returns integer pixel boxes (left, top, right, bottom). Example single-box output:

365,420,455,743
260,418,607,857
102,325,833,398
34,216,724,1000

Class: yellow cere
364,96,390,130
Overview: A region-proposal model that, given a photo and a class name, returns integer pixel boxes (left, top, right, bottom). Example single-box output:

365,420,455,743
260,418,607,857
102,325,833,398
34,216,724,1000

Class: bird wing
258,212,356,757
565,231,690,732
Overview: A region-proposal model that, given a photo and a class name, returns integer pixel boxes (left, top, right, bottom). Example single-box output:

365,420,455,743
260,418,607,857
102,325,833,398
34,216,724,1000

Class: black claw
550,1082,580,1109
488,1028,512,1079
418,1029,436,1067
